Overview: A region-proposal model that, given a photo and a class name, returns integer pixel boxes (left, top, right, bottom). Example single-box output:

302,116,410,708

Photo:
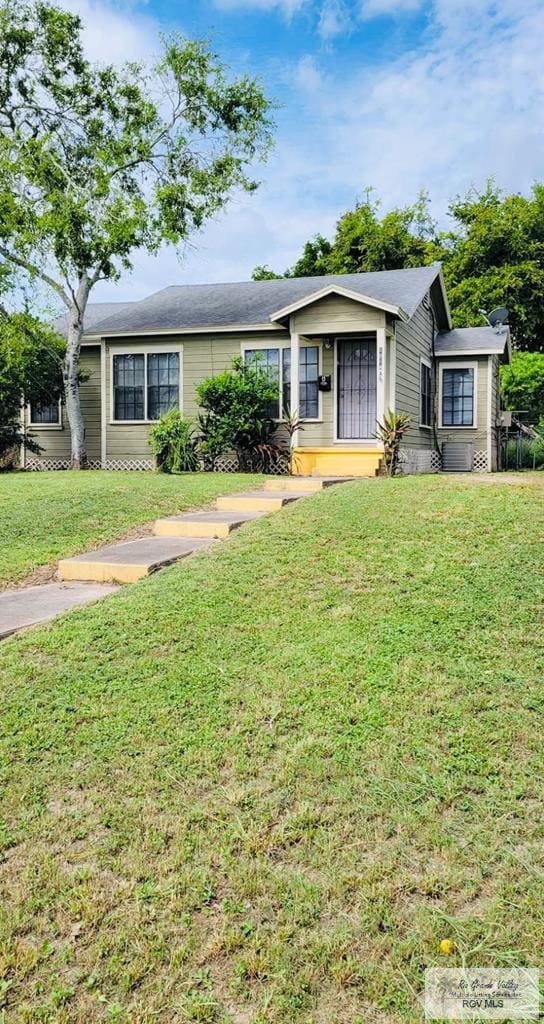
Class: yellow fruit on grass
439,939,455,955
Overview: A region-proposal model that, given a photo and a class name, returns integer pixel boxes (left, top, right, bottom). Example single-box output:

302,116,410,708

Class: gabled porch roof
269,283,409,325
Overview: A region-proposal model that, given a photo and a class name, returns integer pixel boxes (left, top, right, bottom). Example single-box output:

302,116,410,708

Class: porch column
376,327,386,431
289,317,300,448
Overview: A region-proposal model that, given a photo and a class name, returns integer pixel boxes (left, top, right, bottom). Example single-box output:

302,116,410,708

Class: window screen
147,352,179,420
442,367,474,427
244,348,280,419
420,362,432,427
113,353,145,421
29,401,60,425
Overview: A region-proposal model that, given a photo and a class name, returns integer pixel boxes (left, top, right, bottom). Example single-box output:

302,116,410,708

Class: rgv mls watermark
424,968,540,1020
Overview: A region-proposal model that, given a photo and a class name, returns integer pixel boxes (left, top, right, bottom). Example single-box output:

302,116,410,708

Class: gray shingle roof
82,266,441,337
56,301,136,337
435,326,510,356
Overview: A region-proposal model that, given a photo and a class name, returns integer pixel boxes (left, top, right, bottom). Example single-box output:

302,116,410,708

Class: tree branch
0,246,71,308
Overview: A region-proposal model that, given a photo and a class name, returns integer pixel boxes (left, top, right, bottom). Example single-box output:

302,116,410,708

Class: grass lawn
0,474,543,1022
0,471,263,587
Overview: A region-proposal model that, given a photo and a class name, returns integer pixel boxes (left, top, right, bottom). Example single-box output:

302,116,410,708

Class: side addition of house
22,265,511,476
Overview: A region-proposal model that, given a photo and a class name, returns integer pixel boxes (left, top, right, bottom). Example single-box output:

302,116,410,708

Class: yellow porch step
292,447,383,478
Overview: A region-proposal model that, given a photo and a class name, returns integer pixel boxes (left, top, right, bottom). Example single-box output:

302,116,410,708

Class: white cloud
318,0,353,37
213,0,306,17
61,0,159,63
359,0,422,18
294,54,324,92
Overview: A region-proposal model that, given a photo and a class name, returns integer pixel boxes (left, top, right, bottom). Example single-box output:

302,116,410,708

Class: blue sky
62,0,544,300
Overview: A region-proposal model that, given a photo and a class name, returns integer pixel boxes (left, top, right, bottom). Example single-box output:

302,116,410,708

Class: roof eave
437,266,453,330
82,322,286,340
269,284,407,324
437,348,507,356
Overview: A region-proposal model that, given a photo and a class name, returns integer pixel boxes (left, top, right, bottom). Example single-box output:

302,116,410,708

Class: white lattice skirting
24,454,291,474
472,451,489,472
25,458,102,471
398,447,439,475
24,458,154,471
104,459,155,471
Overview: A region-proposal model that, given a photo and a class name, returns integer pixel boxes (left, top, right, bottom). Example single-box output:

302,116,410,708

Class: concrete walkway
0,582,119,639
59,476,352,584
2,476,352,638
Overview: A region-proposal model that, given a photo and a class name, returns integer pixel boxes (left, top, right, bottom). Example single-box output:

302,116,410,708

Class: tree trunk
64,279,90,469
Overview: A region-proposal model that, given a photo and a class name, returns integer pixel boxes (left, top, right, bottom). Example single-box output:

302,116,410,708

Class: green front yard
0,474,543,1022
0,471,263,586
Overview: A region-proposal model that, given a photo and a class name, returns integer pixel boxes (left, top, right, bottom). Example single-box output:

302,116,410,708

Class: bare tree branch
0,246,71,307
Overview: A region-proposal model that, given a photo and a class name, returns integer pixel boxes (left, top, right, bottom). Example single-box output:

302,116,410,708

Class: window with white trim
244,348,280,419
113,351,179,421
420,360,432,427
29,400,61,426
441,367,474,426
244,345,320,420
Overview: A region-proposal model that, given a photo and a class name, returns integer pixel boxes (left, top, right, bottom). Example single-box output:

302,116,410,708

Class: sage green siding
104,331,290,461
292,294,385,335
27,346,101,463
394,298,434,449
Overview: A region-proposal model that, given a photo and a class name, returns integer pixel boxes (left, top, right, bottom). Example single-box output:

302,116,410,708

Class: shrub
376,410,411,476
149,410,199,473
197,357,287,472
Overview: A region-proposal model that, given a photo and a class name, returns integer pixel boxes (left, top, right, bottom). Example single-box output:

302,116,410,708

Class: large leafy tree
0,0,273,467
438,183,544,349
0,308,64,458
501,351,544,422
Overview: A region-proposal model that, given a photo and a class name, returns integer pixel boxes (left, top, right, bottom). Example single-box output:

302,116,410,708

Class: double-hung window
244,345,320,420
420,359,432,428
244,348,281,420
29,400,61,427
113,351,180,422
441,366,475,427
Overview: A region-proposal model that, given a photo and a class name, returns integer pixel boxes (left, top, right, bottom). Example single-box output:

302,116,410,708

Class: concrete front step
0,582,119,639
154,509,266,539
59,536,215,584
216,490,309,513
264,476,353,493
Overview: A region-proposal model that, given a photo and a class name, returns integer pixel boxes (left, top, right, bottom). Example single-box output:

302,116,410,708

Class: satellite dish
487,307,509,329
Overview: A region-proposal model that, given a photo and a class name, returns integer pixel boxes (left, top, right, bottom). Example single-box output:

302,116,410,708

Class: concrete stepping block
0,582,119,639
264,476,353,493
216,490,309,513
154,509,266,539
59,536,215,584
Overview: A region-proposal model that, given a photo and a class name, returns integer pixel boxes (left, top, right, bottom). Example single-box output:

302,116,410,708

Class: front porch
271,284,398,479
287,326,390,478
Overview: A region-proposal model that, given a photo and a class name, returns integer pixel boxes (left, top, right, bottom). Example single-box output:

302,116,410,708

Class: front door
337,336,377,440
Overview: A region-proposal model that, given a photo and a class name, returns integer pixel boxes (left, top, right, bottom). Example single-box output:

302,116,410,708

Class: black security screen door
337,336,377,439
